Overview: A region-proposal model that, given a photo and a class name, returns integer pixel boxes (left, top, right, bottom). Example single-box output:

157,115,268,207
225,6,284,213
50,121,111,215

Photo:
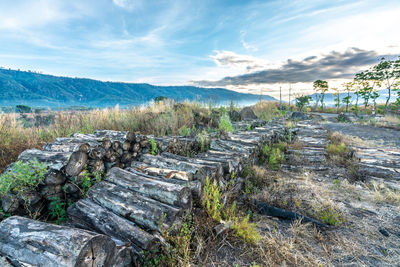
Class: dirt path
322,122,400,148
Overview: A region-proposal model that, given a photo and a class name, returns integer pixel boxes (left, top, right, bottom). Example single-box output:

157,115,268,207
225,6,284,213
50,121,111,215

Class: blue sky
1,0,400,98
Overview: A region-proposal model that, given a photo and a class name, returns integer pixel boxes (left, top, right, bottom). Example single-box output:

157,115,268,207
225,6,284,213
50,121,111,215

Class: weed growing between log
218,113,234,134
0,158,47,197
260,143,286,170
202,177,261,243
149,138,159,155
178,125,192,136
49,197,71,225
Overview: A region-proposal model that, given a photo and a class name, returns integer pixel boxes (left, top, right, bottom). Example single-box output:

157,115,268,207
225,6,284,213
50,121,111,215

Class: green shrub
149,138,159,155
49,197,70,225
0,159,47,197
218,113,234,133
327,143,348,156
202,177,224,222
202,177,261,244
260,143,285,170
178,125,192,136
317,206,346,226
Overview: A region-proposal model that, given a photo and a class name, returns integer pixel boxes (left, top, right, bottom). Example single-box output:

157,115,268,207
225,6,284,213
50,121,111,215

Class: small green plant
149,138,159,155
0,158,47,197
333,179,341,188
326,143,348,156
202,177,261,244
178,125,192,136
80,170,92,195
202,177,224,221
261,144,285,170
49,197,70,225
317,206,346,226
0,207,11,219
218,113,234,133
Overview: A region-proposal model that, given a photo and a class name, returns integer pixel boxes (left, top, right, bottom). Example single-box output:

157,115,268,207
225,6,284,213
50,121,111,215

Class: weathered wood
18,149,72,172
161,152,224,178
140,154,212,180
0,216,117,267
68,198,158,251
89,147,106,159
122,140,131,151
125,167,202,197
106,167,192,209
130,161,192,181
65,151,88,176
87,181,182,231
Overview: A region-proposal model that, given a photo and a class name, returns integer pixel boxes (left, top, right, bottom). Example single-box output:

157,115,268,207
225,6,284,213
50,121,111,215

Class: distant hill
0,68,276,108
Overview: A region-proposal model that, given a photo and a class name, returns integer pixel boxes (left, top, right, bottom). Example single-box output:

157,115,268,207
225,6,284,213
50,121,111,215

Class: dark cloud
196,48,391,86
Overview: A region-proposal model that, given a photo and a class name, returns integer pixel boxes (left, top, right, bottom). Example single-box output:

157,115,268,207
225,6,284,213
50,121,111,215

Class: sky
0,0,400,99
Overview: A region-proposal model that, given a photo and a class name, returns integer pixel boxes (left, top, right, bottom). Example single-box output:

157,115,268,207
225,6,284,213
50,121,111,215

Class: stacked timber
67,167,192,260
0,216,129,266
0,130,150,217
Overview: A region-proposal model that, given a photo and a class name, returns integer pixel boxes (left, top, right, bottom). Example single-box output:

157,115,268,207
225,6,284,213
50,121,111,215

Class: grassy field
0,100,284,173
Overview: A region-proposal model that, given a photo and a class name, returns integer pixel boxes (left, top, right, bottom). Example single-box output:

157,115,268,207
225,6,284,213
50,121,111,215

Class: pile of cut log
0,130,150,216
0,118,288,266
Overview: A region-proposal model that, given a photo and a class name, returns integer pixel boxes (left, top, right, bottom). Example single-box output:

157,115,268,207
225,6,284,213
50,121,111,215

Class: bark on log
140,154,211,181
130,161,192,181
0,216,117,267
161,152,224,178
125,167,202,198
106,167,192,209
17,149,72,172
87,181,182,231
65,151,88,176
68,198,158,251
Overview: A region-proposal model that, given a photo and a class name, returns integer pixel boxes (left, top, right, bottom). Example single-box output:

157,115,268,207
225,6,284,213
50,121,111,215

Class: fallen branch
252,199,328,229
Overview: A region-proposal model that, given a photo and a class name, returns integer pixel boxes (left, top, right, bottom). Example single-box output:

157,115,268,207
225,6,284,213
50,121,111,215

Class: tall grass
0,100,203,172
0,100,283,173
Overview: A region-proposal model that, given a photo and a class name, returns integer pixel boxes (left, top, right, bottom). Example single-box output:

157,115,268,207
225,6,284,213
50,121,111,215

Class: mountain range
0,68,275,108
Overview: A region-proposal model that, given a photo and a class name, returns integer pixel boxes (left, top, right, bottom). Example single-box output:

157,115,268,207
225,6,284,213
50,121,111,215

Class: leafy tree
355,72,374,113
371,56,400,112
154,96,168,103
342,82,353,113
332,88,340,113
295,95,312,112
313,80,329,110
15,105,32,113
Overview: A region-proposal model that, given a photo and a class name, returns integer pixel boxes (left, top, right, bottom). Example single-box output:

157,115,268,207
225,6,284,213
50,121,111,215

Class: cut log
161,152,224,178
89,147,106,159
126,167,202,198
106,167,192,209
140,154,212,180
130,161,191,181
68,198,158,251
0,216,117,267
87,181,182,231
122,141,131,151
18,149,72,172
102,138,112,150
65,151,88,176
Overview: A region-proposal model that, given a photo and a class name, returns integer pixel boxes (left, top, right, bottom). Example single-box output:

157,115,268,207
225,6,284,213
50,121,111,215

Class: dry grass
0,100,205,172
252,101,284,121
370,181,400,206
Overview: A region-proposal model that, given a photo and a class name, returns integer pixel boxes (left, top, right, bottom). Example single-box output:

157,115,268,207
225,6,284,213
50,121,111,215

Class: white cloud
113,0,135,9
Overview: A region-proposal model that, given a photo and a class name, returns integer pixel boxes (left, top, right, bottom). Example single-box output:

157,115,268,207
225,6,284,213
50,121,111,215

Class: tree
332,88,340,113
342,82,353,113
372,56,400,113
313,80,329,111
295,95,312,112
154,96,167,103
15,105,32,114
